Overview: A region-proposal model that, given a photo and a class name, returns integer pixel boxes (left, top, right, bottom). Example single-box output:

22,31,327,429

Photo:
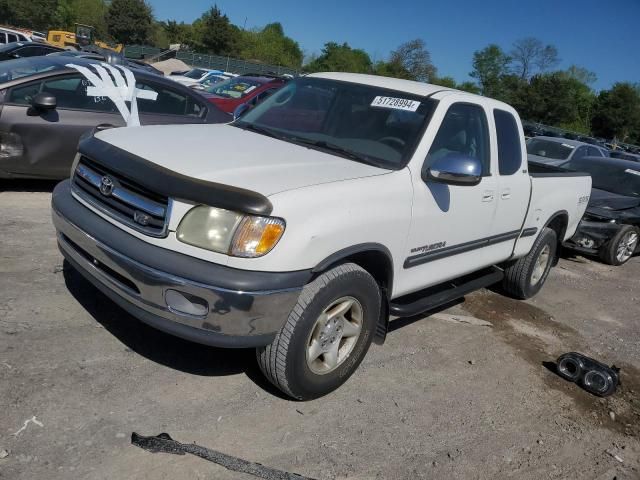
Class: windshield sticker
561,143,575,149
244,85,257,94
371,96,420,112
625,169,640,176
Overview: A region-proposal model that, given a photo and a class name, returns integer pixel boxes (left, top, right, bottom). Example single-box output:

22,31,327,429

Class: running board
389,267,504,318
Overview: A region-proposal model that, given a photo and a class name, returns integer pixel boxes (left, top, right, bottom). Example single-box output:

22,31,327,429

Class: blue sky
149,0,639,91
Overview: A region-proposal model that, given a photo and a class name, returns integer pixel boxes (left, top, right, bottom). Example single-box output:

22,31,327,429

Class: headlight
176,206,285,258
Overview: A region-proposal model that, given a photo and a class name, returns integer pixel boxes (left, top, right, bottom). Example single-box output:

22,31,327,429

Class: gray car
527,136,609,166
0,56,230,180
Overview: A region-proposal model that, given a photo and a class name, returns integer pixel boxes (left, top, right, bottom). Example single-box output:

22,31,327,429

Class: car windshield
184,69,206,79
0,56,69,83
234,77,435,169
527,138,575,160
205,77,263,98
561,159,640,198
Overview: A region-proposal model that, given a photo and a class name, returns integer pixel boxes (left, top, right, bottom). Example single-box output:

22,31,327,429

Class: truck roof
307,72,515,111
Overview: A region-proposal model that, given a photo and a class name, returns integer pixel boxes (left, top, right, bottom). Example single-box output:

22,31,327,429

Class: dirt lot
1,181,639,480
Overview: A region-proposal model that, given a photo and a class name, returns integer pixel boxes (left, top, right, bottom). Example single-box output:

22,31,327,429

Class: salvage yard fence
124,45,300,77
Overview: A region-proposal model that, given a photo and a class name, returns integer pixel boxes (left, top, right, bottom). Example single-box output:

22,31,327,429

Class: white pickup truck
52,73,592,400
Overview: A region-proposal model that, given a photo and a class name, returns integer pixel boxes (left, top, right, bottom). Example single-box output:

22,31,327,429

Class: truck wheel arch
543,210,568,265
312,243,394,298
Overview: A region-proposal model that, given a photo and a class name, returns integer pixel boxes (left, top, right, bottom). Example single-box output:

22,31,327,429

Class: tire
257,263,381,400
502,227,557,300
599,225,639,266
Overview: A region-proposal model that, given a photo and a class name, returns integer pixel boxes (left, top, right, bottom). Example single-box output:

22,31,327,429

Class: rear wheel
502,227,557,300
599,225,638,266
256,263,380,400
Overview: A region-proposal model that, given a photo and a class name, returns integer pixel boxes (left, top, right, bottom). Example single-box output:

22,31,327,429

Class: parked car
610,150,640,162
0,27,32,44
189,74,229,91
51,72,591,399
527,136,609,166
0,41,64,61
200,74,287,113
561,156,640,265
0,56,230,180
168,68,231,86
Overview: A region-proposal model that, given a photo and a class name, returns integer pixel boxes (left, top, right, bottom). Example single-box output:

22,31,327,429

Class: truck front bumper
51,180,310,348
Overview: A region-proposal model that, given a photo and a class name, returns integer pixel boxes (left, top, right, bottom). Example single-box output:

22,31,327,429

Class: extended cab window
426,103,491,175
494,109,522,175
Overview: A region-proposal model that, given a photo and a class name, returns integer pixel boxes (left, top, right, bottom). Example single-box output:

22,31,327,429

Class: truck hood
588,188,640,211
94,124,389,197
527,153,567,166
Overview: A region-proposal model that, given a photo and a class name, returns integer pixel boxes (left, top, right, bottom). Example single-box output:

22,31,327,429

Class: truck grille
72,156,170,237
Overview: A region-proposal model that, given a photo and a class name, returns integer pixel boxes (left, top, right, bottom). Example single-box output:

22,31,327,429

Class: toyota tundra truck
51,73,592,400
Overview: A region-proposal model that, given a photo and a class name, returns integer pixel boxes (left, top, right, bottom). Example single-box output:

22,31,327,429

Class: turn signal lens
230,216,285,257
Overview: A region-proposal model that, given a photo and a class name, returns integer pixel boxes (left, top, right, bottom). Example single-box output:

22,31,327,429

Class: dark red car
200,75,287,114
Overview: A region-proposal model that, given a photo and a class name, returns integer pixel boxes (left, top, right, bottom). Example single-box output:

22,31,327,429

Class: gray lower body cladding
51,180,308,348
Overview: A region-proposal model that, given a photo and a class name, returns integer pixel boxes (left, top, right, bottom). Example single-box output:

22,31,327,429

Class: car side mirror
232,103,251,120
31,92,57,111
424,153,482,186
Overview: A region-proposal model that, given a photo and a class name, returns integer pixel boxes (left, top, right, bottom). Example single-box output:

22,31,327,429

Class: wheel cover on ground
531,244,551,285
616,231,638,263
306,296,363,375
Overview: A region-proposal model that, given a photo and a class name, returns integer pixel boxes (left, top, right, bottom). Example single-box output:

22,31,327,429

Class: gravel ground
1,181,639,480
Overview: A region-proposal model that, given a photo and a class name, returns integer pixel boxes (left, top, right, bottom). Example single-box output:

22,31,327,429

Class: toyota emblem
99,176,114,196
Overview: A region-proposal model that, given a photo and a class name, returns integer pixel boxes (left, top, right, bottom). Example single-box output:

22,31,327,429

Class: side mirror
424,153,482,186
31,92,57,111
232,103,251,120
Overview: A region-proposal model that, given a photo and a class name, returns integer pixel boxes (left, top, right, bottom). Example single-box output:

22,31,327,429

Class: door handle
501,189,512,200
482,190,495,202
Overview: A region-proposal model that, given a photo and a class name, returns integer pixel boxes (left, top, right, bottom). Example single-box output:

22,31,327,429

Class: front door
0,73,123,179
397,100,500,296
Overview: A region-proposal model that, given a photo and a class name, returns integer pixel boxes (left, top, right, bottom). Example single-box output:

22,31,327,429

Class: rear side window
587,146,603,157
136,81,203,117
494,109,522,175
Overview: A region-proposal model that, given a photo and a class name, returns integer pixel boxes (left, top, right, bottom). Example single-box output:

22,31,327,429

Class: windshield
184,68,206,79
234,77,435,169
527,138,575,160
205,77,263,98
561,158,640,198
0,56,68,84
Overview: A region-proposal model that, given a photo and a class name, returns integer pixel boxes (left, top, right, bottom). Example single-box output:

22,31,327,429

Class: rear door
0,73,123,178
490,108,532,255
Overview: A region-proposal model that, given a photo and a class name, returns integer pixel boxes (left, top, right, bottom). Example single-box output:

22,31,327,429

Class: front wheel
502,227,557,300
256,263,381,400
599,225,639,266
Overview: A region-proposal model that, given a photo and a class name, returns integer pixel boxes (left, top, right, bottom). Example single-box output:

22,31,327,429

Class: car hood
94,124,390,197
588,188,640,211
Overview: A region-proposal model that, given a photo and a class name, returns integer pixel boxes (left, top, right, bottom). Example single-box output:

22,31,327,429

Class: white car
169,68,232,87
0,27,32,44
52,73,592,400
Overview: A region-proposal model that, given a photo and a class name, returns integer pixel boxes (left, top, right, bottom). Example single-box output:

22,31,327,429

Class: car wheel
256,263,380,400
599,225,639,266
502,227,557,300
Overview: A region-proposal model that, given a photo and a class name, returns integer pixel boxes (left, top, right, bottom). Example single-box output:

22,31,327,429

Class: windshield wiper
237,122,283,140
291,138,374,166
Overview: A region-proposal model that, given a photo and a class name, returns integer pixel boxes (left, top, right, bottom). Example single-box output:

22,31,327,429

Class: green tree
431,75,457,88
106,0,153,44
470,44,511,97
1,0,57,30
305,42,372,73
54,0,109,40
592,83,640,143
193,5,241,56
565,65,597,86
457,81,481,94
241,22,303,68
